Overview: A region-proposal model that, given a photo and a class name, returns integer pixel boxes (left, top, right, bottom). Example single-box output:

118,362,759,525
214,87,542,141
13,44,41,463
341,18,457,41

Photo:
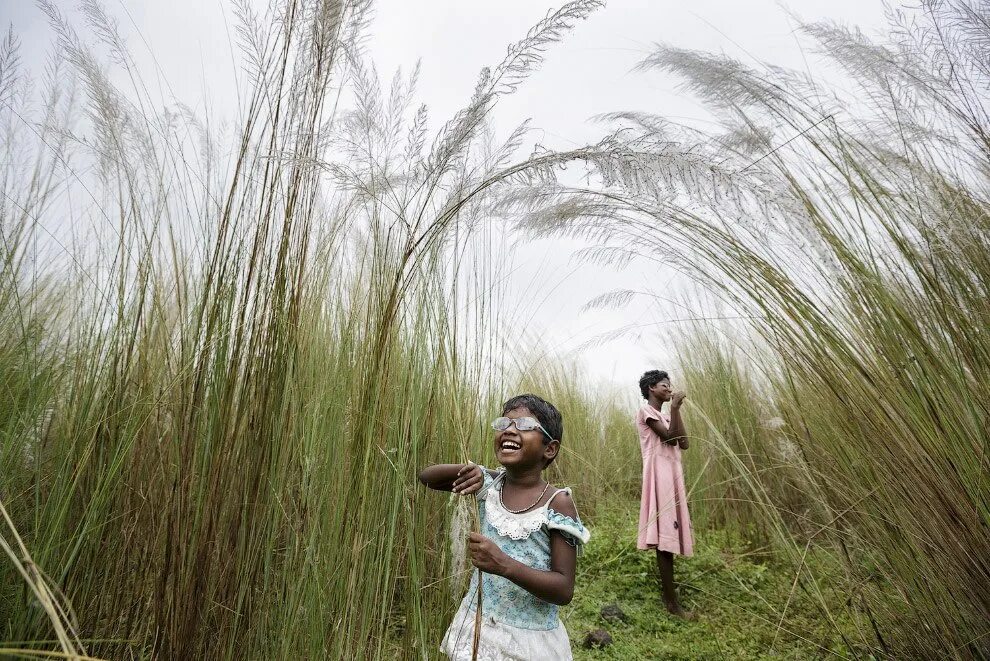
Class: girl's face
650,379,672,402
494,406,557,468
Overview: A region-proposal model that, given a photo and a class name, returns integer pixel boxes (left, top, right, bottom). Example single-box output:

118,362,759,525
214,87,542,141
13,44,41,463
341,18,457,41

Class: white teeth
501,441,521,450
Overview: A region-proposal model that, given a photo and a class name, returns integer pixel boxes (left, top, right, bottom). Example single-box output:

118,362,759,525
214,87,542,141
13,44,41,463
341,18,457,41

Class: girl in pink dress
635,369,693,617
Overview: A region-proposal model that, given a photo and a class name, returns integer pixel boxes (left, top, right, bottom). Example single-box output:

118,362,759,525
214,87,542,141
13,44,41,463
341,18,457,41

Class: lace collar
484,474,558,541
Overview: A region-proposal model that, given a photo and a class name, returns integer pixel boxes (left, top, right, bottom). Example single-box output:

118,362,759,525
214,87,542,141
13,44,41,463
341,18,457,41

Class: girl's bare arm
645,411,687,447
645,394,689,448
497,533,576,605
467,492,579,605
418,463,489,493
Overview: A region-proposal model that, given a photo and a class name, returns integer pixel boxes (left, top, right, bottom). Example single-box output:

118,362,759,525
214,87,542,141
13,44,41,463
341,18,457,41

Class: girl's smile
498,438,523,455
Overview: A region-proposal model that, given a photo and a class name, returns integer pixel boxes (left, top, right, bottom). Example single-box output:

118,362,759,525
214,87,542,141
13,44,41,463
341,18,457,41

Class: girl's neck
503,465,545,487
647,395,665,410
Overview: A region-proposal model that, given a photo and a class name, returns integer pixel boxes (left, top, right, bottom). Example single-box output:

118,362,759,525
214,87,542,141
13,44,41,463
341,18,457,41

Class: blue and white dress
441,469,591,661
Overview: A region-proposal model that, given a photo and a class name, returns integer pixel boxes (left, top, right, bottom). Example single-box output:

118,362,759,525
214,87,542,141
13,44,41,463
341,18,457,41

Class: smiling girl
418,394,590,660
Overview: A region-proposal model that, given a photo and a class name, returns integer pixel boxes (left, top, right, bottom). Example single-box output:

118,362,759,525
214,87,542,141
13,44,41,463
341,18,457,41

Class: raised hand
671,391,687,408
451,463,484,495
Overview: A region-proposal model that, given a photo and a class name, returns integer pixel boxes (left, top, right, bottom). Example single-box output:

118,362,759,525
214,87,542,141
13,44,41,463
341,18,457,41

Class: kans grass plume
0,0,606,658
516,3,990,658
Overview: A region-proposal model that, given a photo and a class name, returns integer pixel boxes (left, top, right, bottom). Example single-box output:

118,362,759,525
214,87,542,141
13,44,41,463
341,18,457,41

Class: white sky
3,0,891,390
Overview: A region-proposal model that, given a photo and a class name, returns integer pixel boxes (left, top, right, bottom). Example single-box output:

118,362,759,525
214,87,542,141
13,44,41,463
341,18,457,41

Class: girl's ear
543,439,560,462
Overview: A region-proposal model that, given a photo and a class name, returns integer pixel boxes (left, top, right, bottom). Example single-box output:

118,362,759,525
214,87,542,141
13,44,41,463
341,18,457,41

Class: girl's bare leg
656,550,686,616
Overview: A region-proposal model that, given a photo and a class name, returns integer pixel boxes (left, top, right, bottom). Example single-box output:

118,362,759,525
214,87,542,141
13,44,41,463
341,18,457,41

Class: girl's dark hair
638,370,669,399
501,393,563,465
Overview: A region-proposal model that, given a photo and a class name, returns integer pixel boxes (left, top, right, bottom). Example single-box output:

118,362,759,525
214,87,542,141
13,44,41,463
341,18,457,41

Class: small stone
600,603,627,623
582,629,613,649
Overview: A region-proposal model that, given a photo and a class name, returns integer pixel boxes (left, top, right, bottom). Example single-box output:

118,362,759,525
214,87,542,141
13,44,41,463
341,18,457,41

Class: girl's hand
671,391,687,408
468,532,510,575
451,463,483,495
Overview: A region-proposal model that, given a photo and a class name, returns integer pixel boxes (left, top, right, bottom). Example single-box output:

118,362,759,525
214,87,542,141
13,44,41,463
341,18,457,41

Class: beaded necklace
498,479,550,514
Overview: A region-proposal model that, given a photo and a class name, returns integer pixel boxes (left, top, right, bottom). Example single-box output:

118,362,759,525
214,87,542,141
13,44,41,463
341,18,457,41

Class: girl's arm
467,493,578,606
644,394,689,448
418,463,491,494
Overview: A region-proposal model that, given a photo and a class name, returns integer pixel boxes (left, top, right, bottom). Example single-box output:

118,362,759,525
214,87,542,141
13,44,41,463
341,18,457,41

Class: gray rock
582,628,613,649
600,603,627,623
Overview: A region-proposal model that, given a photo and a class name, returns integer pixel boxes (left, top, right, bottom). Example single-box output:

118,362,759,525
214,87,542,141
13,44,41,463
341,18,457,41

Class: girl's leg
655,550,685,615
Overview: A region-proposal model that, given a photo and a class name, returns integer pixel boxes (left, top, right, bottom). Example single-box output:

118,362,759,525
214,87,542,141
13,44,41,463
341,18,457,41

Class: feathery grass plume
0,27,22,110
323,5,607,650
448,495,471,598
514,4,989,657
0,0,618,657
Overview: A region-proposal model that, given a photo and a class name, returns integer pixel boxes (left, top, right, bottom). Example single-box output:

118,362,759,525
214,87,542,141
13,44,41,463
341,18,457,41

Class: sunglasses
491,416,554,441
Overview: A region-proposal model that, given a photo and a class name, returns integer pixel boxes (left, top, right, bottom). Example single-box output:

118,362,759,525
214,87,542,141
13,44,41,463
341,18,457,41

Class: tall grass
673,332,802,544
7,0,988,657
523,2,990,657
512,359,639,517
0,0,608,658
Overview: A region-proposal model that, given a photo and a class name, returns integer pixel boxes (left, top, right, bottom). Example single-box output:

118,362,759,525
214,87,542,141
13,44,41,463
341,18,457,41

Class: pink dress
636,404,693,555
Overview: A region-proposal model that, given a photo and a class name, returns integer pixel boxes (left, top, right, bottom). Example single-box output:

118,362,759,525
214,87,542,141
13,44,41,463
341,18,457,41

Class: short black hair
501,394,563,465
638,370,669,399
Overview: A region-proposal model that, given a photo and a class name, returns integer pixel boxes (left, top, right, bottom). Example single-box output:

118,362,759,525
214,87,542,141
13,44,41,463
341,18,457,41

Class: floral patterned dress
441,469,590,661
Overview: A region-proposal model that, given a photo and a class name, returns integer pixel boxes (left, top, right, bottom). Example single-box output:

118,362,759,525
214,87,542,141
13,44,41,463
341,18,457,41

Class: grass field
1,0,988,658
565,501,865,660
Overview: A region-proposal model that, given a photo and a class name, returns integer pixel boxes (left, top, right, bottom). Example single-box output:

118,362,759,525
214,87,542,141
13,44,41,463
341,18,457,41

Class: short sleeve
640,404,661,424
546,488,591,551
546,510,591,552
475,466,503,500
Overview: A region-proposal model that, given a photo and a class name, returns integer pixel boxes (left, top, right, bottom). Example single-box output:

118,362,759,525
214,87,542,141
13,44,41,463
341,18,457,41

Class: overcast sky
3,0,891,390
